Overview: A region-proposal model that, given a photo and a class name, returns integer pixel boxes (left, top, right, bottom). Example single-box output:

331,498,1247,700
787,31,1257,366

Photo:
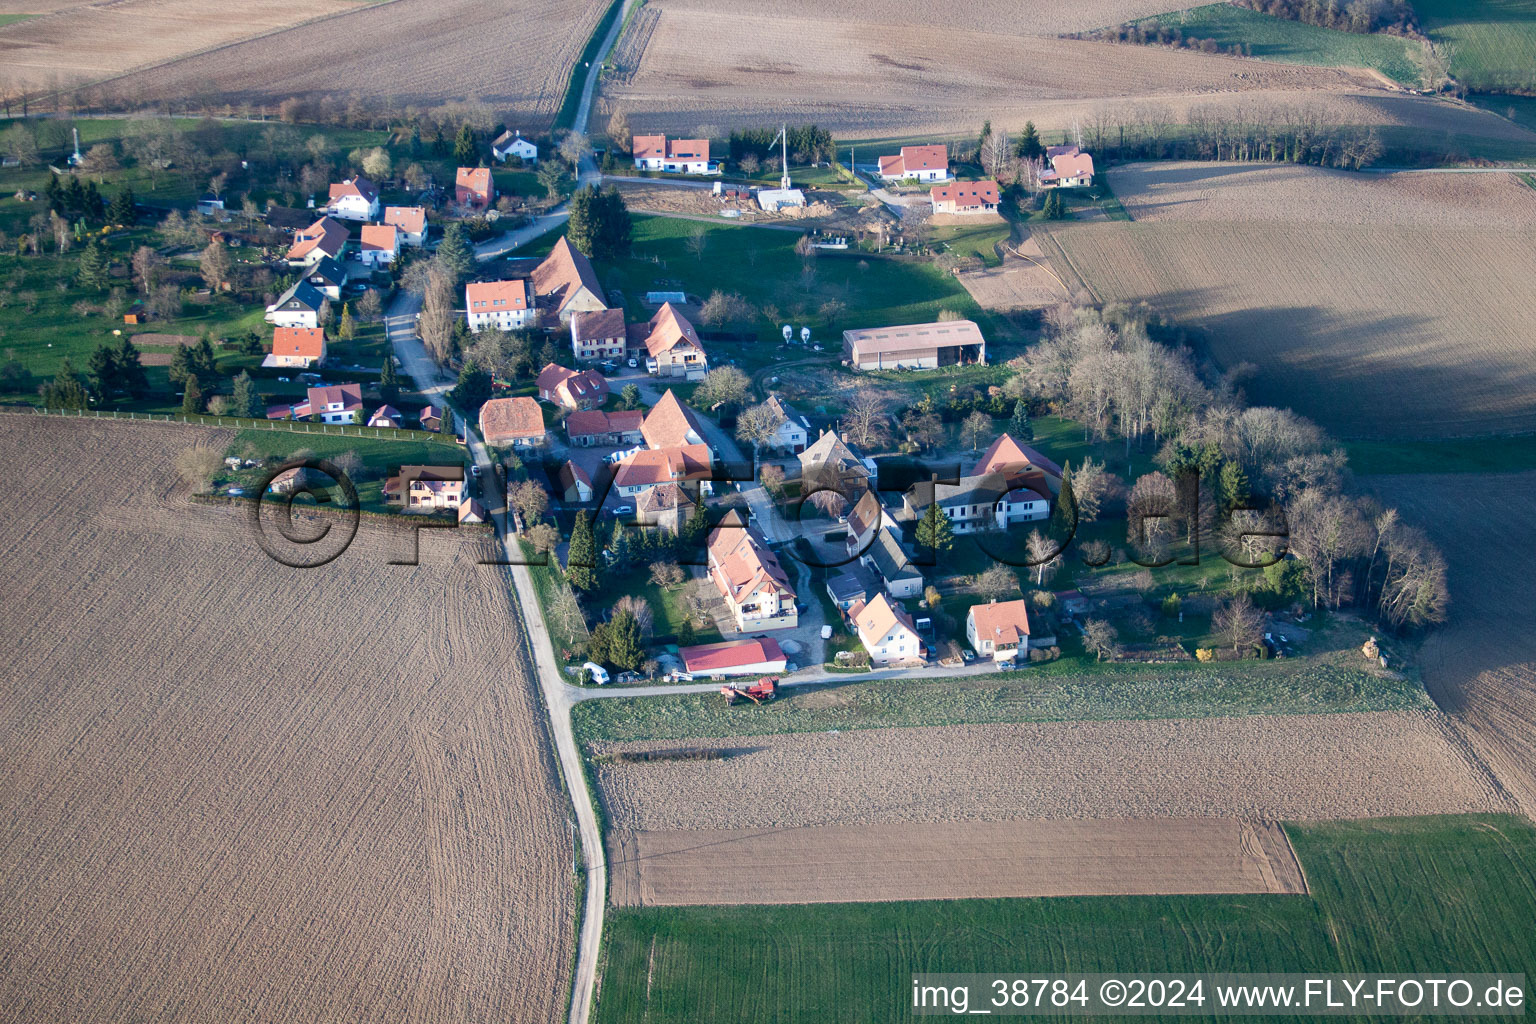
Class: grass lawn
594,814,1536,1024
218,427,463,511
1125,3,1424,84
530,214,990,341
0,13,35,25
572,651,1429,744
928,219,1012,266
1470,92,1536,134
589,566,723,647
1417,0,1536,93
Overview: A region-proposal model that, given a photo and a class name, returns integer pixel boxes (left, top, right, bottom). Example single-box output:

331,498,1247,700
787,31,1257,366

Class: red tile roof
680,638,786,674
531,236,604,312
640,389,704,449
456,166,493,198
931,179,1000,206
286,216,348,261
707,524,793,605
383,205,426,234
359,223,398,252
479,396,545,444
328,176,378,203
969,598,1031,647
642,302,704,358
271,326,325,360
466,279,529,312
972,433,1062,481
614,444,712,489
564,408,644,438
306,382,362,412
632,134,666,161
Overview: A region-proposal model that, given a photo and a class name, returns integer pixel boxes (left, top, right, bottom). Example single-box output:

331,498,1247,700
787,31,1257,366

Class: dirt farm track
0,417,572,1023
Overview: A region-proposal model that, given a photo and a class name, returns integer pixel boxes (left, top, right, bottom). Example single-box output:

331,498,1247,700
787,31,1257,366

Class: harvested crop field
1368,471,1536,816
603,0,1375,138
106,0,608,121
608,818,1306,906
592,711,1506,832
0,417,572,1022
1047,166,1536,437
1110,160,1536,227
0,0,368,90
959,238,1071,310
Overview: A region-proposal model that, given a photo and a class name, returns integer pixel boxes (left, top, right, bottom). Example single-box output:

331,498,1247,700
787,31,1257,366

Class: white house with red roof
1039,145,1095,188
877,144,950,183
455,167,495,209
707,519,797,632
285,216,348,267
358,223,399,268
326,176,379,221
535,363,609,410
465,280,532,332
383,206,427,247
263,326,327,368
971,433,1063,493
632,134,711,173
306,383,364,424
680,638,787,678
966,598,1032,662
368,404,402,427
640,303,708,378
931,179,1001,215
570,308,627,362
613,445,713,499
849,592,924,666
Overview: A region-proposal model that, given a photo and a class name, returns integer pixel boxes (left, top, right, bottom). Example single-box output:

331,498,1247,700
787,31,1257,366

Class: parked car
469,464,482,478
820,624,833,639
627,357,638,368
613,504,633,515
961,649,976,663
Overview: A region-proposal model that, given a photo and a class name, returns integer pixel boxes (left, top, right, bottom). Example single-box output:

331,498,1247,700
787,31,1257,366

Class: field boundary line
21,406,455,445
1024,227,1099,304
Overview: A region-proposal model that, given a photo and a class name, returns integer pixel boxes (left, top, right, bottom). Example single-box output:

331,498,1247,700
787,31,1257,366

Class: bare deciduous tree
1082,618,1118,662
1213,592,1265,650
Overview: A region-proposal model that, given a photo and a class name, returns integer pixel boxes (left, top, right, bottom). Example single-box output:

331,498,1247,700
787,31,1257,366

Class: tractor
720,676,779,705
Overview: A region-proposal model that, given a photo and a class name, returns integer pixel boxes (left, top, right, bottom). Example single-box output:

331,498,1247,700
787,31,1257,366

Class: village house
826,563,881,613
384,465,465,511
972,433,1064,494
570,308,627,362
263,326,326,368
368,404,402,427
861,526,925,599
459,498,488,524
798,429,872,488
764,395,810,453
532,236,607,323
903,472,1051,534
326,176,379,221
844,490,891,558
877,144,950,183
492,129,539,164
843,320,986,371
358,223,399,268
632,134,711,174
465,279,533,333
640,389,706,449
931,179,1001,215
419,405,444,432
849,592,924,666
305,383,364,424
479,395,546,447
635,480,694,534
1039,144,1095,188
707,521,798,632
613,444,713,498
264,280,326,328
640,303,708,379
455,166,495,210
303,257,347,301
285,216,349,267
966,598,1032,663
535,363,609,411
680,637,788,678
557,460,594,503
564,408,645,447
383,206,428,247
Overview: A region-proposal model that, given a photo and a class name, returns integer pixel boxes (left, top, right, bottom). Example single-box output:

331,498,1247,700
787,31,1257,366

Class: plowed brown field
0,417,572,1023
593,711,1505,832
103,0,608,120
0,0,366,90
608,818,1307,906
1367,472,1536,817
598,0,1536,143
1048,166,1536,438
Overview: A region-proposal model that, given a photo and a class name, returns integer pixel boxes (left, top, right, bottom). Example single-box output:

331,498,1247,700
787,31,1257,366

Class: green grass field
595,815,1536,1023
572,654,1429,744
0,13,36,26
1128,3,1424,84
218,427,463,510
1417,0,1536,94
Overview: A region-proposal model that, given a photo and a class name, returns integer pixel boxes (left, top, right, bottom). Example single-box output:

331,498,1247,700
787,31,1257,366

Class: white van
582,661,610,686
